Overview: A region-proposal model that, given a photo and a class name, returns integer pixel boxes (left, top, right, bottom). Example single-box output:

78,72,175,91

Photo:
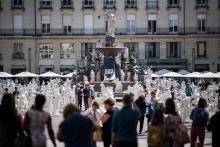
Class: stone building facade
0,0,219,74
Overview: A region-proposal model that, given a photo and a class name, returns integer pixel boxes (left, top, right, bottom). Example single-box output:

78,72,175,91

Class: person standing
185,83,193,97
12,87,19,98
190,98,209,147
207,101,220,147
146,91,158,126
57,104,96,147
78,85,84,111
24,94,57,147
135,95,147,134
112,94,141,147
83,84,91,110
100,98,115,147
0,93,23,147
164,98,182,147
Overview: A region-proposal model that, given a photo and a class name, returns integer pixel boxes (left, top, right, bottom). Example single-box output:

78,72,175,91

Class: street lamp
192,48,195,72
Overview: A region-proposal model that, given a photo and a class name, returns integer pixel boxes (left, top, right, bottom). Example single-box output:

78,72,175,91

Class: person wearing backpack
190,98,209,147
148,109,165,147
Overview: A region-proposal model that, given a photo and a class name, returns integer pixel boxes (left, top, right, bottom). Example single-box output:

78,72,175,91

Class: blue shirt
112,105,140,142
59,113,96,147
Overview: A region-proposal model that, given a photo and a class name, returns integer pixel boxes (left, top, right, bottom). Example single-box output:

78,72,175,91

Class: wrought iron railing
12,52,25,59
0,27,219,36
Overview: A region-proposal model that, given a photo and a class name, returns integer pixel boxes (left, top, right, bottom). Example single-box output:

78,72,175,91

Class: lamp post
192,48,195,72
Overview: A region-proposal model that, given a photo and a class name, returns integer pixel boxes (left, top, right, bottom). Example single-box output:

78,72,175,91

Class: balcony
40,1,52,10
125,0,137,9
167,0,180,9
82,0,94,9
146,1,159,9
61,1,73,9
137,58,188,69
104,0,116,9
11,0,24,10
12,52,25,60
0,27,219,36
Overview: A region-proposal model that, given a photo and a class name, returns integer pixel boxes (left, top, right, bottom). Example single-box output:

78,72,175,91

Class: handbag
93,126,103,142
14,132,31,147
173,123,190,144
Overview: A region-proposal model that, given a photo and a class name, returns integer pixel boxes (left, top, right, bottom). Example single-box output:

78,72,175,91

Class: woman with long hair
0,93,23,147
164,98,182,147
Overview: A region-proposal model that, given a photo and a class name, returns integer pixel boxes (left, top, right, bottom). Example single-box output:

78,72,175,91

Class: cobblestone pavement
46,103,212,147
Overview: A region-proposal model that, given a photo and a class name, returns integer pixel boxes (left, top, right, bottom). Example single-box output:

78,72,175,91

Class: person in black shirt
77,85,84,111
12,87,19,97
100,98,115,147
207,102,220,147
135,95,147,134
83,84,91,110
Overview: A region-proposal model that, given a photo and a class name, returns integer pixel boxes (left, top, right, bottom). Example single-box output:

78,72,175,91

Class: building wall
0,0,219,73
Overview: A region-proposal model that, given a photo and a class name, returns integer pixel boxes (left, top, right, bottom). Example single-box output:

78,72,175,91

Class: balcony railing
146,1,159,9
12,52,25,59
137,59,187,68
61,1,73,9
104,0,116,9
40,1,52,9
125,0,137,9
82,0,94,9
11,0,24,9
0,27,219,36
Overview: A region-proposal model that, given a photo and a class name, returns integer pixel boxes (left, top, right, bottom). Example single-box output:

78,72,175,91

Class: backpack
148,125,163,146
173,123,190,144
193,108,208,126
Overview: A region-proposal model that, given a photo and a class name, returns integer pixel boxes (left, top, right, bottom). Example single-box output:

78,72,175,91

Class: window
14,43,23,53
148,14,157,34
63,15,72,34
168,0,178,6
81,43,96,59
125,0,137,8
146,0,158,9
195,64,209,72
84,15,93,34
40,0,52,8
166,42,181,58
169,14,178,33
197,0,208,5
60,43,74,58
14,15,23,34
104,0,115,8
62,0,71,5
127,15,136,34
124,42,139,58
42,15,50,33
145,42,160,58
13,0,23,5
197,42,206,57
217,64,220,72
39,44,53,59
197,14,206,32
83,0,94,8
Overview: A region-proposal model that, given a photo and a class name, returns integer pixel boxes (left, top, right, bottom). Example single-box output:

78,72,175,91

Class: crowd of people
0,80,220,147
